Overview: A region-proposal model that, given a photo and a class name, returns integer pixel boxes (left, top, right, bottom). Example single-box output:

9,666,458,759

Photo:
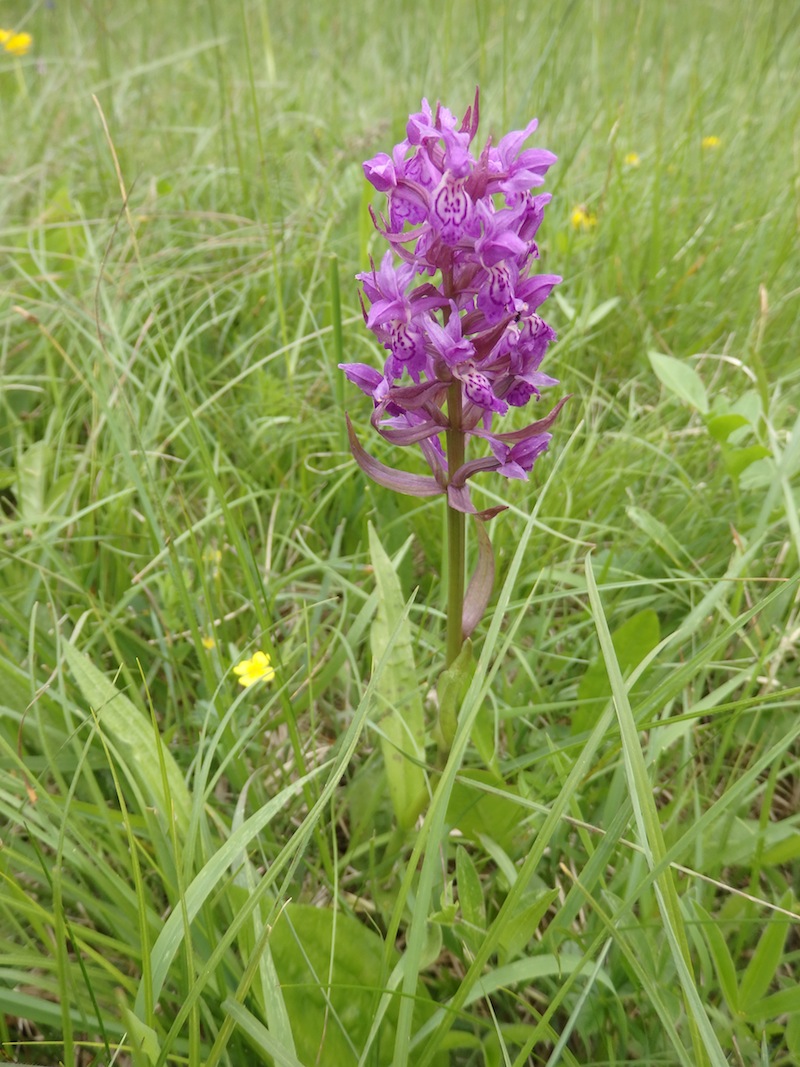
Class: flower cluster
0,28,32,56
341,90,566,518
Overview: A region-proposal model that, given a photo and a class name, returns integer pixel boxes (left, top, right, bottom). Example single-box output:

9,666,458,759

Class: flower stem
445,382,466,667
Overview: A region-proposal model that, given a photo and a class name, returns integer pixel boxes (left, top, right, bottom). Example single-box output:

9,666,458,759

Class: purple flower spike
343,88,566,513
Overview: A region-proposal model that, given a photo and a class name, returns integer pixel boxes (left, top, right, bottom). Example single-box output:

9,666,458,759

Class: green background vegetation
1,1,798,1064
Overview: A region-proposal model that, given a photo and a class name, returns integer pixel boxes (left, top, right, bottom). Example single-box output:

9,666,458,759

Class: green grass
1,0,799,1064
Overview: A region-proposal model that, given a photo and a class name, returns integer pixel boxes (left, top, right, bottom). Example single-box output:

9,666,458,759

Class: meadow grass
1,1,799,1064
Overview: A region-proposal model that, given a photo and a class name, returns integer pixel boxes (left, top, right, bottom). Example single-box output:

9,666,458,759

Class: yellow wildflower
3,31,32,56
570,205,597,231
624,152,640,167
201,636,216,650
701,136,721,150
0,30,9,45
233,650,275,687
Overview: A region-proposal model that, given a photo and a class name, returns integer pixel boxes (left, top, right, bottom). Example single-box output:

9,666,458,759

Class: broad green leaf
222,999,306,1067
739,893,794,1010
730,388,763,427
269,904,447,1067
455,845,486,948
436,638,474,753
122,1008,161,1066
723,444,771,479
701,817,799,869
761,831,800,866
437,636,496,772
649,351,709,414
62,641,191,835
739,457,776,490
447,769,521,851
470,703,497,773
573,609,660,734
497,889,559,964
745,984,800,1022
706,413,750,443
368,522,427,830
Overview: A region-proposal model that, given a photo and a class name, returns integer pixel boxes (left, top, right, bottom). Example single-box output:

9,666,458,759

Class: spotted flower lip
341,88,566,514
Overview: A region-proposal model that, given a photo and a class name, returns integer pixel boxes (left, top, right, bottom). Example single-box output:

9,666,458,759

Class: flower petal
469,395,571,444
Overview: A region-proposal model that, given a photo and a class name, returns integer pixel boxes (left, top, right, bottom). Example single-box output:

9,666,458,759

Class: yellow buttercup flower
201,635,216,650
3,31,32,56
233,650,275,687
570,205,597,231
701,135,721,149
624,152,640,167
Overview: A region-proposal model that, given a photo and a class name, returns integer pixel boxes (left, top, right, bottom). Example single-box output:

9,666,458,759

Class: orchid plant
342,90,565,740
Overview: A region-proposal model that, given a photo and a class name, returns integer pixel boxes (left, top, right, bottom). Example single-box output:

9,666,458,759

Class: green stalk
445,381,466,666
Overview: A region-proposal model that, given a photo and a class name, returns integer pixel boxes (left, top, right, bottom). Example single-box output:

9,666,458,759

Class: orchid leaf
368,522,428,830
455,845,486,953
62,641,191,835
266,905,447,1066
436,639,474,752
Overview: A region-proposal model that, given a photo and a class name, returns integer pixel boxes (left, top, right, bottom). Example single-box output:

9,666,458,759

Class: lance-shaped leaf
368,523,428,830
62,641,191,835
346,414,444,497
435,639,475,752
462,517,495,639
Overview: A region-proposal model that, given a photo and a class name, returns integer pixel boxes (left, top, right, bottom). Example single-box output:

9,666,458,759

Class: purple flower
491,434,552,480
341,89,566,514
